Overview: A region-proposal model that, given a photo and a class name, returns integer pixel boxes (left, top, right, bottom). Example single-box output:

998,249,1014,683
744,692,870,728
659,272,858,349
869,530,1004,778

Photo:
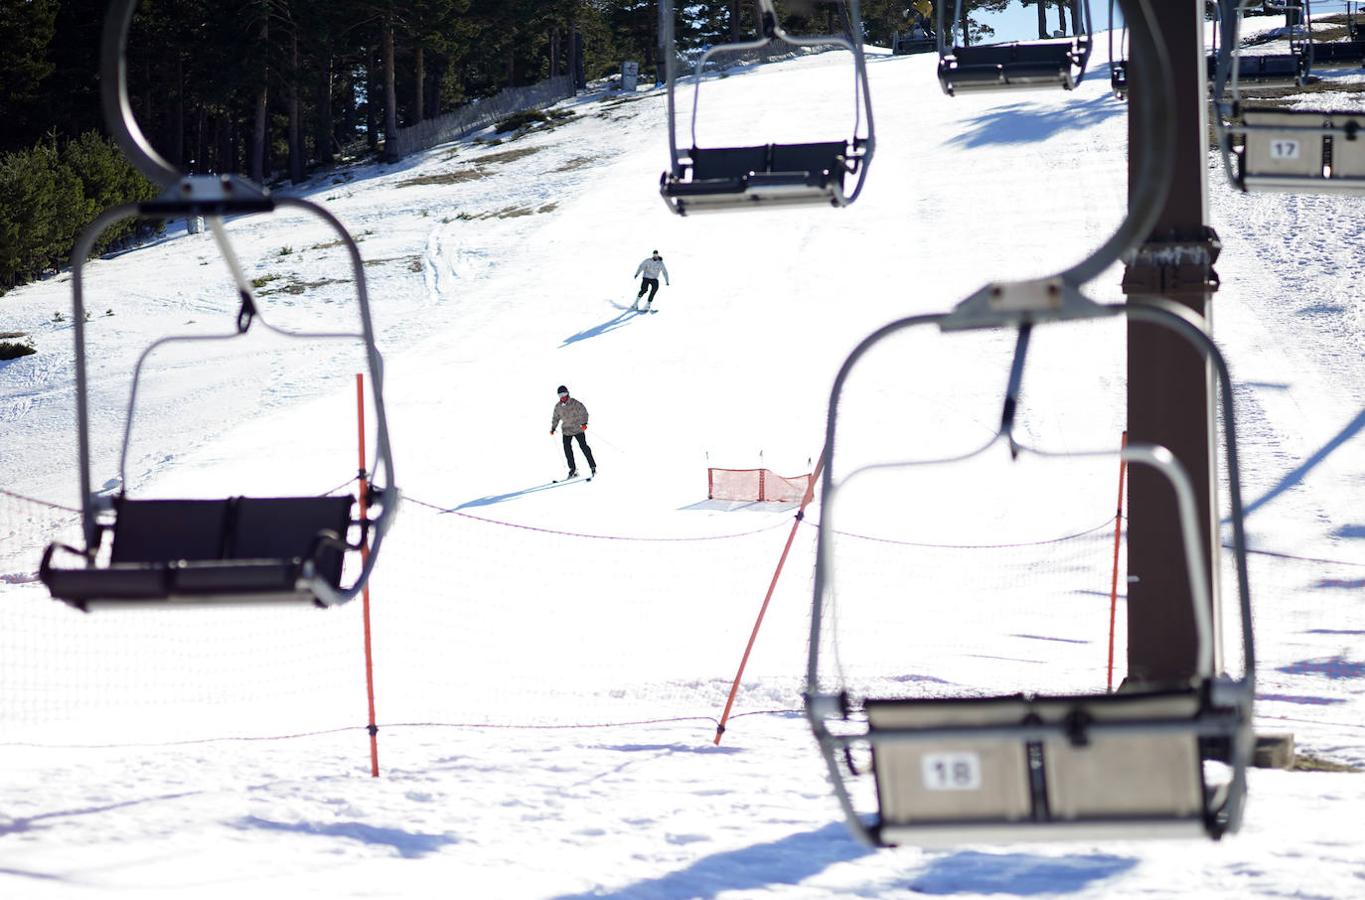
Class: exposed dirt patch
553,156,595,173
1292,753,1362,773
257,276,349,296
472,145,544,166
399,169,488,188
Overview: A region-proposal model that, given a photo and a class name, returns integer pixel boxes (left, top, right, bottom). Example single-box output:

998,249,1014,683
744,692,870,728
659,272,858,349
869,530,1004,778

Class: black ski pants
563,432,596,472
637,277,660,303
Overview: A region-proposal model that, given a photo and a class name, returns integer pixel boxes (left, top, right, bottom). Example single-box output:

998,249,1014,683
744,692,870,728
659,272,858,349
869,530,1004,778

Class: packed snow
2,28,1363,900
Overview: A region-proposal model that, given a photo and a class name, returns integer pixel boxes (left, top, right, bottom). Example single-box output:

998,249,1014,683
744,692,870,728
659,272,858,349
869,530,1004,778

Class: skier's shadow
560,304,640,347
452,480,572,509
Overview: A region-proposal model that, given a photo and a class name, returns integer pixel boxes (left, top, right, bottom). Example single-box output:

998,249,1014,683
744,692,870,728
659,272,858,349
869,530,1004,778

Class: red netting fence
708,467,813,503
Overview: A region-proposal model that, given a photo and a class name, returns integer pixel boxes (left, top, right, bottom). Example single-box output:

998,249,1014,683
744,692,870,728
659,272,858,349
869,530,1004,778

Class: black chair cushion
110,499,231,564
231,496,354,587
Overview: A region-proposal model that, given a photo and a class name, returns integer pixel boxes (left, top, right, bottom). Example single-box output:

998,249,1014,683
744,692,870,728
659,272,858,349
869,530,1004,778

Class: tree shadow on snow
231,815,458,858
901,850,1137,895
549,822,873,900
561,306,641,347
945,94,1123,149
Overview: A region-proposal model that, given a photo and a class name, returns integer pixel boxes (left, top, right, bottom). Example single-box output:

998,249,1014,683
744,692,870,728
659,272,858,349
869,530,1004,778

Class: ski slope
2,35,1364,898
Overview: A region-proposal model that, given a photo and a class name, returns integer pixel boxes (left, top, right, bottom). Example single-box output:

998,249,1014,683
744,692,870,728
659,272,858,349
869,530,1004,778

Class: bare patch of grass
256,276,348,296
553,156,595,173
398,168,487,188
473,145,543,166
362,255,424,272
1292,753,1362,773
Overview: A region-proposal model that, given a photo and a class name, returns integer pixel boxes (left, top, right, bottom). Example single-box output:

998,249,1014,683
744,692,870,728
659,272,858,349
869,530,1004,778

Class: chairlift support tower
1122,0,1222,685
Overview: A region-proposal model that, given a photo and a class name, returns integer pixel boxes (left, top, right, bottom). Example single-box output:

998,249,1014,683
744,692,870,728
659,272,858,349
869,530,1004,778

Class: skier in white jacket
632,250,670,310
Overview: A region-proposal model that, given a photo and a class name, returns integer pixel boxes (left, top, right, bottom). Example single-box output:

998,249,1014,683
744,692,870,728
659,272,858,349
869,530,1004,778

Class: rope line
0,708,802,750
0,487,81,514
805,515,1118,549
403,492,795,542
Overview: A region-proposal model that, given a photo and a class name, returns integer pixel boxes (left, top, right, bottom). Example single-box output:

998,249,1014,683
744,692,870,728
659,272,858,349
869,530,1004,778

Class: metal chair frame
659,0,876,214
802,0,1254,846
38,0,398,611
936,0,1095,95
805,296,1256,846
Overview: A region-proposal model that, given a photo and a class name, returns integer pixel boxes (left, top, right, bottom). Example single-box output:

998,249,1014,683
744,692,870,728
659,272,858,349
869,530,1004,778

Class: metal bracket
139,175,275,217
1121,227,1221,296
941,277,1111,331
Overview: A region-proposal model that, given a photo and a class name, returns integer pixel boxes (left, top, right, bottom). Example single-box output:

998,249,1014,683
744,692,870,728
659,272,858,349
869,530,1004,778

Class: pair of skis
552,472,594,484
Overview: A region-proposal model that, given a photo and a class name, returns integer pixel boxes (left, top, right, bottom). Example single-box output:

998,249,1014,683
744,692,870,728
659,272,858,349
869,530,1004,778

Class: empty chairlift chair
1305,1,1365,68
37,0,398,611
658,0,876,214
1214,1,1365,192
805,292,1256,846
1207,0,1313,87
937,0,1094,95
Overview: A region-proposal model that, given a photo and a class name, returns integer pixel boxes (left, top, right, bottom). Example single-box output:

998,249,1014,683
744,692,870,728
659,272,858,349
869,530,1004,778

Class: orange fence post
714,451,826,745
1107,431,1129,693
356,373,380,777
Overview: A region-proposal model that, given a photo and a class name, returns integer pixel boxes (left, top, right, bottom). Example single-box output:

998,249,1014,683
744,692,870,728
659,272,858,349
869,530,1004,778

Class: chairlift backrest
659,0,876,213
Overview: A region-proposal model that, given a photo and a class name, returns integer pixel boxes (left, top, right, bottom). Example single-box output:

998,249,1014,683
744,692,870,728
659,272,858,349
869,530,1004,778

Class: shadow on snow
549,822,872,900
1239,407,1365,520
232,815,458,859
945,94,1123,149
901,850,1138,895
561,306,642,347
453,480,577,509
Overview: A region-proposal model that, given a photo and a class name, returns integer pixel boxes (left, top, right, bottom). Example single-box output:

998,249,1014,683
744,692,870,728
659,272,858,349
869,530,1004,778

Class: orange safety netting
708,468,812,503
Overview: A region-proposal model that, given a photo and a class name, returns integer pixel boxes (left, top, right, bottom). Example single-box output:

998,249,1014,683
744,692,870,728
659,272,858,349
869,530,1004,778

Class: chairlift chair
1303,0,1365,67
1213,0,1365,193
936,0,1095,95
38,0,398,611
807,0,1255,844
805,289,1256,847
1206,0,1313,86
659,0,876,214
894,13,938,55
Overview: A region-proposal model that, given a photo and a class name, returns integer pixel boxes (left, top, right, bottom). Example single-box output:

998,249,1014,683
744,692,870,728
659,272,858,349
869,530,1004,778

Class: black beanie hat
557,385,568,395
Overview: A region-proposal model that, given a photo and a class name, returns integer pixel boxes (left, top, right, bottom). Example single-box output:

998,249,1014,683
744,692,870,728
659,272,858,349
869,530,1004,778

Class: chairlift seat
866,687,1215,846
662,142,853,214
938,42,1084,94
1215,52,1308,86
1111,61,1128,99
41,495,355,610
1309,40,1365,68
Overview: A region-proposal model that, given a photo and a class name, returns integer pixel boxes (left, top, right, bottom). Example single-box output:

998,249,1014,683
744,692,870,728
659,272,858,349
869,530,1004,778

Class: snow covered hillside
2,34,1364,899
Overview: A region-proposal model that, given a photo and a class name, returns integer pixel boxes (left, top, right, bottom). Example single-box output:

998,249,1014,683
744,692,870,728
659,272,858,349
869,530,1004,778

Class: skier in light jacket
550,385,596,479
632,250,670,310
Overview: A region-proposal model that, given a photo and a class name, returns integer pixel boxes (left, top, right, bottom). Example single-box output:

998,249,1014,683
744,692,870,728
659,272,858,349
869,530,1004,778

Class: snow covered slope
1,36,1363,898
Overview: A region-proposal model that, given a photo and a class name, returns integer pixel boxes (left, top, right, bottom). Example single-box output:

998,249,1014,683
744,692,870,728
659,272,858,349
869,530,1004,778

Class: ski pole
586,429,626,453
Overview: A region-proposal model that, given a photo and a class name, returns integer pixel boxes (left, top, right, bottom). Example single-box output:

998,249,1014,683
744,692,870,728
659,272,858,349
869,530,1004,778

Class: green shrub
0,340,36,360
0,132,157,292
